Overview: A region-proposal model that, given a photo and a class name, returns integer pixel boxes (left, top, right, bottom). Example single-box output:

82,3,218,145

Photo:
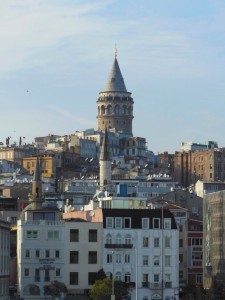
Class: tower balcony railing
104,243,133,249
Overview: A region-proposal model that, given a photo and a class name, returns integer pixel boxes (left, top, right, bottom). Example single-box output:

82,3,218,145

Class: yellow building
22,154,58,178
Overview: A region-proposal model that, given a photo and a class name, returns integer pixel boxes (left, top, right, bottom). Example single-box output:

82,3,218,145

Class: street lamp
111,251,115,300
133,248,138,300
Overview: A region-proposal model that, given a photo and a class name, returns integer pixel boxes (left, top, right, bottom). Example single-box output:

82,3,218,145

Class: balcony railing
34,276,40,282
142,282,149,288
149,282,162,289
105,243,133,249
125,282,135,289
165,282,172,288
44,277,50,282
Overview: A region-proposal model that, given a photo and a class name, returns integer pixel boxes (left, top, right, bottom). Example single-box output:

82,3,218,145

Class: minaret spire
115,43,117,58
29,156,43,210
99,129,112,189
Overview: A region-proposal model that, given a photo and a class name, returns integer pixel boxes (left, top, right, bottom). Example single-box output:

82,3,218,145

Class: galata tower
97,50,134,136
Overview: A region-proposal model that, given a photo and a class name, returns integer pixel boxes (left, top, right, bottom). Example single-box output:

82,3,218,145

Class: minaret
97,49,134,135
99,129,112,189
29,156,43,210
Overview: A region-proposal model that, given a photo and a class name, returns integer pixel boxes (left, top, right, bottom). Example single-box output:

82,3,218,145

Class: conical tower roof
104,57,127,92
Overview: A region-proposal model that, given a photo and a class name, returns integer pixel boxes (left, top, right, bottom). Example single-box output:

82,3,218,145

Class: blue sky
1,0,225,153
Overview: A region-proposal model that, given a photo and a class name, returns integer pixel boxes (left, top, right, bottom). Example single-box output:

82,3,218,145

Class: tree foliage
44,280,67,299
89,278,128,300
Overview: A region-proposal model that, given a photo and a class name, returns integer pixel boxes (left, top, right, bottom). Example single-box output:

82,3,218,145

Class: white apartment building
17,208,65,299
102,208,179,300
0,219,10,300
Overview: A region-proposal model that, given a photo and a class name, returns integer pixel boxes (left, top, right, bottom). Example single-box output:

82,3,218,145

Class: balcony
125,282,135,289
44,277,50,282
142,282,149,288
105,243,133,249
149,282,162,289
165,282,172,288
34,276,40,282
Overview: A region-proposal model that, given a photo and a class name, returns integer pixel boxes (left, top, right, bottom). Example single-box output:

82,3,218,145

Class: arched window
125,272,131,283
116,272,122,281
106,234,112,244
125,234,132,245
114,105,119,115
122,105,127,114
101,105,105,115
116,234,122,245
107,105,112,115
106,272,112,279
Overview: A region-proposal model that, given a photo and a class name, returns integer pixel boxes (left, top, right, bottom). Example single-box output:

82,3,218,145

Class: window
55,250,60,258
143,237,149,247
70,229,79,242
88,272,98,285
154,256,159,266
154,274,159,283
116,272,122,281
142,218,149,229
26,230,38,239
56,268,60,277
25,249,30,258
107,254,112,263
70,272,78,285
164,219,171,229
154,238,159,247
165,237,171,248
196,274,202,284
124,218,131,228
192,238,202,245
35,250,40,258
179,254,183,263
143,255,148,266
125,234,132,245
143,273,148,286
48,230,59,240
106,234,112,244
125,254,130,263
24,268,29,276
115,217,122,228
45,269,50,282
45,250,50,258
179,239,183,247
125,272,131,283
106,217,114,228
179,271,183,279
153,218,160,229
116,234,122,245
35,268,40,281
116,254,122,263
89,230,97,242
165,256,171,267
89,251,97,264
70,251,79,264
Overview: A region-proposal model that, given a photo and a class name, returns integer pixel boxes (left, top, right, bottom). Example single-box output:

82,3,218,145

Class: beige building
63,210,103,295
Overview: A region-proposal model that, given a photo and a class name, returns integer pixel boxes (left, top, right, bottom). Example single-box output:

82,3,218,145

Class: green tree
44,280,67,299
89,278,129,300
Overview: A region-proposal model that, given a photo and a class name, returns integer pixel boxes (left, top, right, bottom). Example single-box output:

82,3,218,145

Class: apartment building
102,208,179,300
0,219,10,300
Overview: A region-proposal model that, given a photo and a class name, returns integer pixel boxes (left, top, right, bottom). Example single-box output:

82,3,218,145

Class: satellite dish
89,211,95,217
